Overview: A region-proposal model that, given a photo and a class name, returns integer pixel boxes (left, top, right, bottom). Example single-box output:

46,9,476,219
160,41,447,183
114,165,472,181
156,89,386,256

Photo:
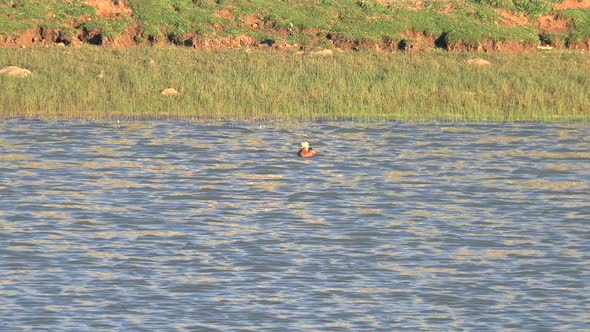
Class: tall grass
0,47,588,121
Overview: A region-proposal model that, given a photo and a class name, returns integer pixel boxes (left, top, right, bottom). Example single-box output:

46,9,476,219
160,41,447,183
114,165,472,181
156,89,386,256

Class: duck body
298,147,316,158
297,141,317,158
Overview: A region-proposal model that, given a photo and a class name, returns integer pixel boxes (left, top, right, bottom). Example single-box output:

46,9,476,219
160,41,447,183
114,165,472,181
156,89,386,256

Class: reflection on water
1,120,589,331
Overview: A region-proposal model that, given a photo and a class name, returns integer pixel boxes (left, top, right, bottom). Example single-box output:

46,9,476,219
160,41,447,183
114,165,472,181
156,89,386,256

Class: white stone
0,66,32,77
161,88,179,96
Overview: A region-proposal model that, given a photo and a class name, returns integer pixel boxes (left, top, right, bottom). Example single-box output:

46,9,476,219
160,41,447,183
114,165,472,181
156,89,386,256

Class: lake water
1,120,589,331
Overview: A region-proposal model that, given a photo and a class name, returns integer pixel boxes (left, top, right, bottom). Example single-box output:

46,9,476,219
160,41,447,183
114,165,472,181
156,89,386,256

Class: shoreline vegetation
1,0,589,122
1,47,588,122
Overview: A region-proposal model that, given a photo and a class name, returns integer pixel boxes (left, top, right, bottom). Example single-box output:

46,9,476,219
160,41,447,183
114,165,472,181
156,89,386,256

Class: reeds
0,46,588,121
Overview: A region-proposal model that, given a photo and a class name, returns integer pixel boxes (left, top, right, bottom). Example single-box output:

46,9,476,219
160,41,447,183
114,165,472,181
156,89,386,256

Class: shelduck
297,140,317,158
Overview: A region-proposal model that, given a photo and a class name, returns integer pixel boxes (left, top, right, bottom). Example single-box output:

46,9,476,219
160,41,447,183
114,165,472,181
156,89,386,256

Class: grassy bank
1,1,590,51
0,47,588,121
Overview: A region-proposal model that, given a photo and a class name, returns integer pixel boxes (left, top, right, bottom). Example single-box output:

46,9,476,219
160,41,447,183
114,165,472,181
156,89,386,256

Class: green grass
558,9,590,46
0,0,133,39
444,21,539,49
0,47,588,121
472,0,555,18
129,0,217,42
2,0,589,49
123,0,556,47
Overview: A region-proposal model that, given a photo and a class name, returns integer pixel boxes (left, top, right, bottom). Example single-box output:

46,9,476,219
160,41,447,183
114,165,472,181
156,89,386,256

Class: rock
161,88,179,96
310,49,333,56
466,58,491,65
0,66,32,77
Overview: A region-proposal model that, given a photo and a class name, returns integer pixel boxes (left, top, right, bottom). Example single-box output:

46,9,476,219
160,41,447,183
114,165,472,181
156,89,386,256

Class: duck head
300,140,310,151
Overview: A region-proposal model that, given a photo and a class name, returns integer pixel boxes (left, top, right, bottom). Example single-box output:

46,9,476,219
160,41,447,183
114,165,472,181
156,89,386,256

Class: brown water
1,120,589,331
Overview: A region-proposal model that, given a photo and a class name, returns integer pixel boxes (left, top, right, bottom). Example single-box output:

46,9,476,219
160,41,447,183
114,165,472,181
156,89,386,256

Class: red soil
538,15,569,33
2,0,589,51
556,0,590,9
84,0,132,19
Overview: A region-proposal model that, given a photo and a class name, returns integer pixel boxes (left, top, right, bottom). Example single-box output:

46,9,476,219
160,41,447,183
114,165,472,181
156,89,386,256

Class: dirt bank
1,0,589,52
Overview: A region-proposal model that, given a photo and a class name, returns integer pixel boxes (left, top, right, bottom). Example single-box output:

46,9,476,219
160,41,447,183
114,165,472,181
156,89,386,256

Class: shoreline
3,117,590,126
1,47,588,122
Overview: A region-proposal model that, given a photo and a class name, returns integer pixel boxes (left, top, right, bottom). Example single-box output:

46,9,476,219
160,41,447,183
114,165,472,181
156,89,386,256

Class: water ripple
1,120,589,331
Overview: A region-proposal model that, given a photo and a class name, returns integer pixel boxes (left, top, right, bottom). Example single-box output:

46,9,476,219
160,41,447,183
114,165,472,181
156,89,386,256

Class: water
1,120,589,331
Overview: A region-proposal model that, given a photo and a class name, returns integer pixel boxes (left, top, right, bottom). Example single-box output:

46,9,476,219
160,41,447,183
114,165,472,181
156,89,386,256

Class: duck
297,140,317,158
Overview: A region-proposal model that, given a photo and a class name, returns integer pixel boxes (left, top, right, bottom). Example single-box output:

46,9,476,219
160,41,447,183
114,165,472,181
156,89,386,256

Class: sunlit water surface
1,120,589,331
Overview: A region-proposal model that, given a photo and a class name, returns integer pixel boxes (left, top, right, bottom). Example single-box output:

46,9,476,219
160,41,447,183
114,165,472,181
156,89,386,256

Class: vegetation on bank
0,0,589,50
0,47,588,121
